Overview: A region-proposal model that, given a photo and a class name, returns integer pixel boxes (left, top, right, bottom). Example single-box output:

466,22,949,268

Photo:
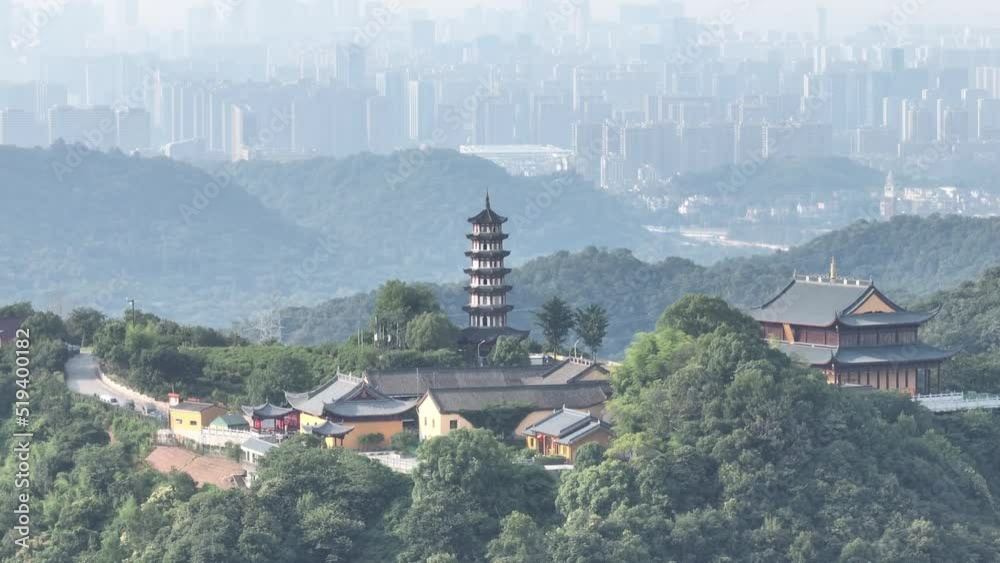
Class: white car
99,395,119,405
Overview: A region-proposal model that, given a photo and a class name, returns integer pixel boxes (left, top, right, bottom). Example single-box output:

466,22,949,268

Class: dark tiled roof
285,373,415,418
325,399,417,418
775,342,835,365
833,344,956,365
172,401,220,413
468,194,507,224
837,307,940,327
367,365,555,397
750,277,888,327
308,421,355,437
524,408,613,445
459,326,531,344
428,382,610,414
241,437,278,455
211,414,250,427
241,402,294,418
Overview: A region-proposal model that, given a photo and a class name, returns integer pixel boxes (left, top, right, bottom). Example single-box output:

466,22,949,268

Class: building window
449,420,458,430
175,418,182,425
189,420,197,426
423,417,427,426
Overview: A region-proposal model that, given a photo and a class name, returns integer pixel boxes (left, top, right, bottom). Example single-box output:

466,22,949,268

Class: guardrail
915,392,1000,413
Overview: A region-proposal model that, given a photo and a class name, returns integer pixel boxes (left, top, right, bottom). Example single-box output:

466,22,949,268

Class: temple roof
365,360,604,398
750,275,902,327
367,365,554,397
836,307,941,327
285,373,416,418
775,342,835,365
241,402,294,419
776,342,955,366
832,343,956,365
468,193,508,224
424,382,610,414
241,437,278,456
308,420,355,437
524,408,613,445
459,326,531,344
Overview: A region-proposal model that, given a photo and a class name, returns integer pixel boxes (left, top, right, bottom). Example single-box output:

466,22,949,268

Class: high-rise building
817,6,829,43
48,106,117,150
0,110,43,148
978,99,1000,141
231,105,258,161
335,43,366,89
408,80,436,142
115,108,151,150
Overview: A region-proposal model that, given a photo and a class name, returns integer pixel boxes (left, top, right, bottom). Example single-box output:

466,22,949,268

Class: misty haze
3,1,1000,562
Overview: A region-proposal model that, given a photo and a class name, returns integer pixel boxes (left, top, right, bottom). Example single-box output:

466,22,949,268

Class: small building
750,264,955,395
210,414,251,431
524,408,613,461
241,437,278,486
241,402,299,434
0,316,27,348
169,401,228,432
306,420,355,449
416,382,610,441
285,373,417,450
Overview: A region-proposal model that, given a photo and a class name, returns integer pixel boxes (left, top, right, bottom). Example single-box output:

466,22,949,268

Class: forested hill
914,266,1000,393
281,215,1000,355
2,145,661,326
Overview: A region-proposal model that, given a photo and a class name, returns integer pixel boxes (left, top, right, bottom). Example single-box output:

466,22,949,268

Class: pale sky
20,0,1000,35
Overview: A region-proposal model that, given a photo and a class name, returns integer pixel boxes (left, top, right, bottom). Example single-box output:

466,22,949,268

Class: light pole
126,298,136,327
572,338,582,359
477,339,487,367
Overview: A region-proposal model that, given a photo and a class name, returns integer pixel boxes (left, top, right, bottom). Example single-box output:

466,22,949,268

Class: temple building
461,194,529,358
524,408,614,461
284,373,416,450
241,402,299,433
751,262,954,395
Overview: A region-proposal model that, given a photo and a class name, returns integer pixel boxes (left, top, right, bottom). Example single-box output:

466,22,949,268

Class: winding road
65,352,169,416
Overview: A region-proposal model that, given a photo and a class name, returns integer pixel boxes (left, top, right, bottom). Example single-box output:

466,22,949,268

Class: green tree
486,512,547,563
405,311,459,351
656,294,760,339
23,311,69,342
574,304,609,358
571,442,605,470
372,280,441,339
66,307,107,347
489,336,531,366
534,296,575,353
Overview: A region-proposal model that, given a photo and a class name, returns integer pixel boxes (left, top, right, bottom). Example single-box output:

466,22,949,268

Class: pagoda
461,194,529,356
750,259,954,396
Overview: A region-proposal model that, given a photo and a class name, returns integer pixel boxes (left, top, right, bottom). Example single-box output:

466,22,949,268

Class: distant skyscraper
408,80,436,142
978,99,1000,141
335,43,366,89
48,106,116,150
116,108,151,151
0,110,42,148
231,105,258,161
817,6,829,43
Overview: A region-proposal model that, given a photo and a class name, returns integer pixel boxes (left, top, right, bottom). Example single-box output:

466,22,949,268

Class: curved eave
467,232,509,241
464,268,512,277
463,305,514,314
465,250,511,259
465,285,513,294
835,305,943,328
